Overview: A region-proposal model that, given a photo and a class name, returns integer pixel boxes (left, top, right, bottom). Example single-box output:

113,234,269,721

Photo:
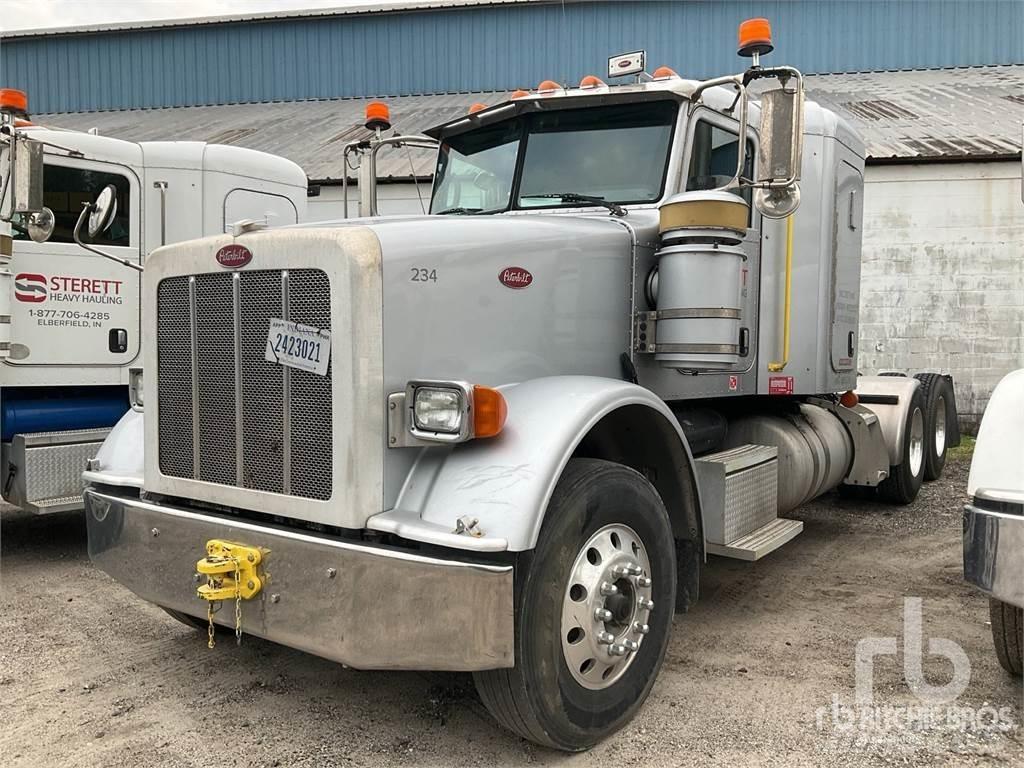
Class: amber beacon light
737,17,774,60
364,101,391,131
0,88,29,117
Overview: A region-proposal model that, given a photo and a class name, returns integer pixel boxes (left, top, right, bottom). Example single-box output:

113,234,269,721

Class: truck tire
878,386,926,505
914,373,954,481
473,459,677,751
990,598,1023,677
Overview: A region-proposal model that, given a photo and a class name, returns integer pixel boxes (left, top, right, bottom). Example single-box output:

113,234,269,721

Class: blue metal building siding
4,0,1022,115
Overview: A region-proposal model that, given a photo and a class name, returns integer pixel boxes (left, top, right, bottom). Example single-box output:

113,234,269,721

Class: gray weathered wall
858,161,1024,432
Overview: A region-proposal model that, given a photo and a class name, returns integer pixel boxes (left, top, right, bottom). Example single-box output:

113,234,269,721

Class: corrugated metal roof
807,66,1024,162
6,1,1023,115
35,66,1024,183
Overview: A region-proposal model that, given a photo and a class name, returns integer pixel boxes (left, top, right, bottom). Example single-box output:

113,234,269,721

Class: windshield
430,100,678,214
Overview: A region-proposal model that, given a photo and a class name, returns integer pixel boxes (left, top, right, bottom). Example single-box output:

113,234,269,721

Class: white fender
969,368,1024,500
83,408,145,488
367,375,700,552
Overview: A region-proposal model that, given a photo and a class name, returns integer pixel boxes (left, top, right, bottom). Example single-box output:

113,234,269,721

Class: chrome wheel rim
934,395,946,456
909,407,925,477
561,523,654,690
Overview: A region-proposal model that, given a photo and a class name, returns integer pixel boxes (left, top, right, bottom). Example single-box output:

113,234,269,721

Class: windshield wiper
434,206,506,216
435,206,483,215
521,193,627,217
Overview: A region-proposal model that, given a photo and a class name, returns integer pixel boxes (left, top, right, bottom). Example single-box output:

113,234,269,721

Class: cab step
704,517,804,561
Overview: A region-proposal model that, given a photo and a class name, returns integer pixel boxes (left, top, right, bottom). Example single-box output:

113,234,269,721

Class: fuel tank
722,403,853,514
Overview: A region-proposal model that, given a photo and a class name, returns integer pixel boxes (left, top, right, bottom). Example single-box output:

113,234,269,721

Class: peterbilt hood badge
216,244,252,269
499,266,533,289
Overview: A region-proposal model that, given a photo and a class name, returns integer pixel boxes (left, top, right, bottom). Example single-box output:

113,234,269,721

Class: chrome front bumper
85,488,515,670
964,495,1024,609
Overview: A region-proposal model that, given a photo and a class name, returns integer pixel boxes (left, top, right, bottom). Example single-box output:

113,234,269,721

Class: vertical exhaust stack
653,190,748,370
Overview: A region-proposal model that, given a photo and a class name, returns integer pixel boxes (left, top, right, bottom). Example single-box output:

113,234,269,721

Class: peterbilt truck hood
142,215,634,530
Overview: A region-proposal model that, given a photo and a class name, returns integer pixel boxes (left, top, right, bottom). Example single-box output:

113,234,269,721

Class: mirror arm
73,203,143,273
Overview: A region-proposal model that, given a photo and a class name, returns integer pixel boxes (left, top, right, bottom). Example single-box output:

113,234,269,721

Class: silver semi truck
78,22,956,750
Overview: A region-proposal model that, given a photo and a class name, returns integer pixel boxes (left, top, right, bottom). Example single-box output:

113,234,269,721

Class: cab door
8,158,141,366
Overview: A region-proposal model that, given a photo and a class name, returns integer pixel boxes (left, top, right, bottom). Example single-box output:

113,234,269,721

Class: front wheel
474,459,678,751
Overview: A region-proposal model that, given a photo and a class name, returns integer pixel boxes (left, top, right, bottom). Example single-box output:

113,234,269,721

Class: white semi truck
0,88,307,513
962,149,1024,677
74,21,958,750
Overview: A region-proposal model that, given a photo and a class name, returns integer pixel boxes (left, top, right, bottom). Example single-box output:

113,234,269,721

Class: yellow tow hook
195,539,266,648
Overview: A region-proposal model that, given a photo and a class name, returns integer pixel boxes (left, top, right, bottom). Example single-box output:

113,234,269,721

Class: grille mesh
156,269,333,501
157,278,194,478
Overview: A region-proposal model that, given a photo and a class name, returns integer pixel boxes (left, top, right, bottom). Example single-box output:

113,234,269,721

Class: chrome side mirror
26,207,55,243
754,81,804,218
87,184,118,238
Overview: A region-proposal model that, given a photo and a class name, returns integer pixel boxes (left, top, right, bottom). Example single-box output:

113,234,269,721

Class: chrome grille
156,269,333,501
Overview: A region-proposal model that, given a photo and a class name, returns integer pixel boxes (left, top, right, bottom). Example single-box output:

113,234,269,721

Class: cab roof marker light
468,102,487,114
652,66,679,80
510,89,530,99
536,79,563,94
578,75,606,89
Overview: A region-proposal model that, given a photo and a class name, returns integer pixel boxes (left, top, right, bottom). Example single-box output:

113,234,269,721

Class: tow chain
204,559,245,649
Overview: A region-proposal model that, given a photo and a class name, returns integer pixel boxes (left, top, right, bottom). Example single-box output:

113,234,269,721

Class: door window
686,121,754,210
13,164,132,247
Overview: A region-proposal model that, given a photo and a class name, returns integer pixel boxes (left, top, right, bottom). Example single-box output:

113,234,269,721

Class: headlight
395,380,506,445
413,386,465,434
129,367,144,410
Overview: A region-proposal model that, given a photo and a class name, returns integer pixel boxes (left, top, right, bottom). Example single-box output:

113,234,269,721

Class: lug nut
626,563,642,576
600,581,618,596
633,621,650,635
609,644,627,657
594,607,613,622
637,597,654,611
623,639,639,652
597,631,615,645
636,576,652,588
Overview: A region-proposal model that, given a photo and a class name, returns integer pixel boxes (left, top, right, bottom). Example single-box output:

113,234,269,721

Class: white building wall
858,161,1024,431
306,182,432,221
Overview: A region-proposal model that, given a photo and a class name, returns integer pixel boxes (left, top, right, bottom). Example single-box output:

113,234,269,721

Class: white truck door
8,158,141,366
223,189,299,230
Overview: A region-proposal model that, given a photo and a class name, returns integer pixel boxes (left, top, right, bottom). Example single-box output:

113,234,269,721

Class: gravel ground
1,454,1021,767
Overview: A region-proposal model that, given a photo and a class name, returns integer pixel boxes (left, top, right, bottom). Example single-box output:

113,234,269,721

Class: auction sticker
265,318,331,376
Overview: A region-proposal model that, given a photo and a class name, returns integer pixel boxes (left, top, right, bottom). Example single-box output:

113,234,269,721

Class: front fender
367,375,698,552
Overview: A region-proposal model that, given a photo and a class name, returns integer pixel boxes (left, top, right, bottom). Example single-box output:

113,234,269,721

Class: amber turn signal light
473,385,507,438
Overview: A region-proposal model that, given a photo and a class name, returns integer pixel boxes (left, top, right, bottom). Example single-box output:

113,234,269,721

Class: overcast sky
2,0,430,32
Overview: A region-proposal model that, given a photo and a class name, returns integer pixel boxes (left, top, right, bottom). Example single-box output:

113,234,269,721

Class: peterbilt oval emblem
216,244,252,269
499,266,533,289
